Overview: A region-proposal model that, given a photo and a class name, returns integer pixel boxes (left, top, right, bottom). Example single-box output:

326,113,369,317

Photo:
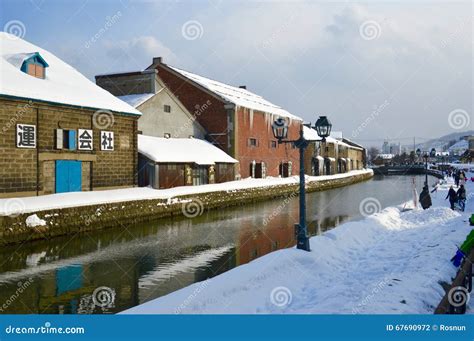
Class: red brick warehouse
147,57,302,179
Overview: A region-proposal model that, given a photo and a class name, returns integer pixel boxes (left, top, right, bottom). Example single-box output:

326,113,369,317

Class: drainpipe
36,107,39,196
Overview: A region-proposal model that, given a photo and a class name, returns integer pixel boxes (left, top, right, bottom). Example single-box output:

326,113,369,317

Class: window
27,63,44,79
164,105,171,113
248,138,257,147
164,133,171,138
19,53,49,79
56,129,76,150
270,141,277,149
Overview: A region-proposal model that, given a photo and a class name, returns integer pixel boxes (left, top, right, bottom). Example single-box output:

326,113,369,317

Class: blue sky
1,0,472,148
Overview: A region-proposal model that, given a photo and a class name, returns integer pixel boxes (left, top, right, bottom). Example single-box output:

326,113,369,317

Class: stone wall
0,171,373,246
0,97,138,197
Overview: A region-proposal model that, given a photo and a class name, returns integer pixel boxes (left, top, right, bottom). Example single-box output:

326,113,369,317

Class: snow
302,126,362,150
25,214,46,227
0,32,141,116
122,170,474,314
168,65,301,121
138,135,238,165
117,93,154,108
0,169,372,216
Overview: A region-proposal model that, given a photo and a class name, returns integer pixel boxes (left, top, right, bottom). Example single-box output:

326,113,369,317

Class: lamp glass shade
315,116,332,139
272,117,288,140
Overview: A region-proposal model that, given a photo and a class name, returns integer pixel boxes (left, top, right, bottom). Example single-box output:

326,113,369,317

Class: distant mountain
406,130,473,152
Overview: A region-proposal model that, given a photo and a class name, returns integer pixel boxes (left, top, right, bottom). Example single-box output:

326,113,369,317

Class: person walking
457,184,467,212
454,171,460,187
446,185,458,210
419,185,432,210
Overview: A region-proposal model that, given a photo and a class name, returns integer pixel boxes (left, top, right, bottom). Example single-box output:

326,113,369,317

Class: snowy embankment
123,168,473,314
0,169,372,216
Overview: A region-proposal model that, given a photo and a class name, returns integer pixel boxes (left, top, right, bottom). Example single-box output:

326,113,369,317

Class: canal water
0,174,437,314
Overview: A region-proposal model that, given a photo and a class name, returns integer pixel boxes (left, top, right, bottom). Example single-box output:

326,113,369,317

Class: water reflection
0,174,434,314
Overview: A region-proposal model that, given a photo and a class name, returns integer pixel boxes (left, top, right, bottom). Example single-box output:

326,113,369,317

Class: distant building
144,57,302,179
0,33,140,198
382,140,401,155
373,154,395,166
95,70,207,139
138,135,238,189
303,127,366,176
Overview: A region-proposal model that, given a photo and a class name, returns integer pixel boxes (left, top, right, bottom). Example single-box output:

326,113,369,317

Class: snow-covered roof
376,154,395,159
166,65,302,121
117,93,154,108
138,135,238,165
302,126,338,144
0,32,141,116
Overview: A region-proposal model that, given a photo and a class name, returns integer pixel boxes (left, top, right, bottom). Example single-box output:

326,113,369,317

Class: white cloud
103,35,177,71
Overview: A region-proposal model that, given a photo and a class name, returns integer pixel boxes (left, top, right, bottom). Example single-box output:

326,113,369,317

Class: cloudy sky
1,0,472,147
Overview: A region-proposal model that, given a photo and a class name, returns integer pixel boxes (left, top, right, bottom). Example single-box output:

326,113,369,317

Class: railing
435,249,474,314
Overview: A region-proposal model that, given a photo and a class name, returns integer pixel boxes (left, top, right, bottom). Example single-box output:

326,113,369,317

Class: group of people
453,169,467,187
446,184,467,211
419,167,469,211
446,167,468,212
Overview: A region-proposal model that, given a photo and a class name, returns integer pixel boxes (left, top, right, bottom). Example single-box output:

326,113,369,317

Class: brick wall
154,65,230,153
236,107,301,178
0,97,138,197
154,64,302,178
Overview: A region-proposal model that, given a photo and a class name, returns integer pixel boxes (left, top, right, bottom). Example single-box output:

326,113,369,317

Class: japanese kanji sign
16,124,36,148
78,129,93,151
100,131,114,151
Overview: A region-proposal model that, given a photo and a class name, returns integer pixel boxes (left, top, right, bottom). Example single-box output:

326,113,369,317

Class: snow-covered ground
0,169,372,216
123,166,474,314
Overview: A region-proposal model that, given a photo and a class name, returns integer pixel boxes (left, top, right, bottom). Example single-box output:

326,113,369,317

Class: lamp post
423,153,429,186
272,116,332,252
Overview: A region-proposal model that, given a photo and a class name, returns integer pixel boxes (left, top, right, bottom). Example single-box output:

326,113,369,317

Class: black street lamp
272,116,332,252
423,153,429,186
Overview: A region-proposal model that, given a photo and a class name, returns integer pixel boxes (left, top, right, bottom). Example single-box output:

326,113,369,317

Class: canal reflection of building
235,213,296,265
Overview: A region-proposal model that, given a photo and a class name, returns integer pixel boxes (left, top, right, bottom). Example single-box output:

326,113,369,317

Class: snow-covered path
123,167,473,314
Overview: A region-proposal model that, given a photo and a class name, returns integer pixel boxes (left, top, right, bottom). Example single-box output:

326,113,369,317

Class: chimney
153,57,163,65
239,85,246,89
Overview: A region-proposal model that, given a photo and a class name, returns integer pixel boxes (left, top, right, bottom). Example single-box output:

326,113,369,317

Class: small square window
164,105,171,113
249,138,257,147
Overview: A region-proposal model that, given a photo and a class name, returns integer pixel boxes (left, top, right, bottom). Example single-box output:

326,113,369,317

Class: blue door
55,160,82,193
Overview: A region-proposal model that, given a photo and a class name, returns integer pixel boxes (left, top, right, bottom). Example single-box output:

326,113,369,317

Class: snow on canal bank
123,168,474,314
0,169,372,216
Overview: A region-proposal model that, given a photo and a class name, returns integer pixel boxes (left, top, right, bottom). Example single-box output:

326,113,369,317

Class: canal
0,174,437,314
